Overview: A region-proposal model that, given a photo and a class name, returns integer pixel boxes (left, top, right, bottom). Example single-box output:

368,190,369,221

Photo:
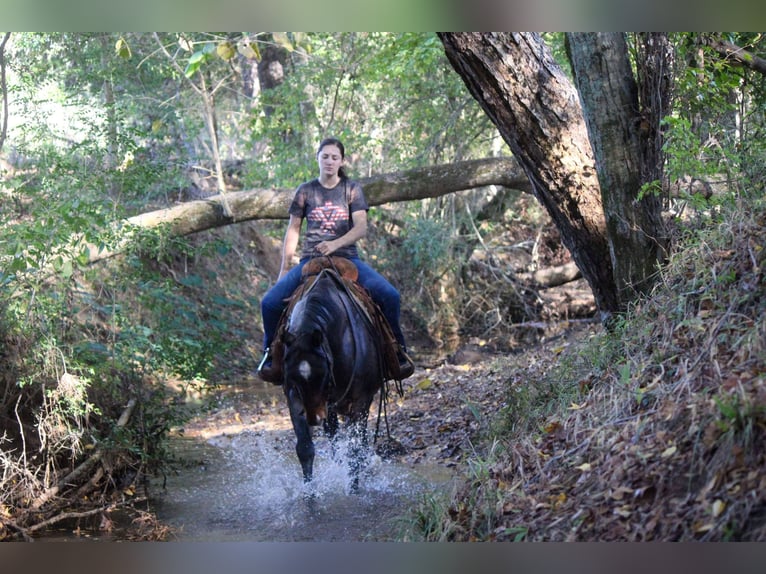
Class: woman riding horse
257,137,413,383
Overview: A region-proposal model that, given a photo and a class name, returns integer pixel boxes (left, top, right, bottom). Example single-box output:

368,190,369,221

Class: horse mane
287,271,346,337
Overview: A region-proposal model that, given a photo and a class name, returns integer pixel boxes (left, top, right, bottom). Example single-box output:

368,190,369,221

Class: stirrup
257,349,270,370
257,349,282,385
397,348,415,380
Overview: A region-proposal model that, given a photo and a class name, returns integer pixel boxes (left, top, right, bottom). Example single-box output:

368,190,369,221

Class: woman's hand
316,240,336,256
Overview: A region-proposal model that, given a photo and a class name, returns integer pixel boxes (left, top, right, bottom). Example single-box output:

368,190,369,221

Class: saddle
264,256,407,386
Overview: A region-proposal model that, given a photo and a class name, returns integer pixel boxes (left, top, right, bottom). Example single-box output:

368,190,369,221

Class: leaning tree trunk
438,32,620,319
566,33,668,305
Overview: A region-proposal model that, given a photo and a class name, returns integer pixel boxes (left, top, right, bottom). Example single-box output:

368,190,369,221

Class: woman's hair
317,137,348,180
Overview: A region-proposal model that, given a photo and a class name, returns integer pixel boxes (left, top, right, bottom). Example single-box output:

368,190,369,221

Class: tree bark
566,33,667,304
257,34,289,117
79,156,530,265
438,32,619,318
635,33,673,188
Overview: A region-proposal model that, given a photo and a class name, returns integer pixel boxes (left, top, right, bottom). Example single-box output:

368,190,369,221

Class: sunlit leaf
272,32,294,52
184,53,204,78
550,492,567,508
544,421,562,434
115,36,131,59
77,247,91,266
60,259,73,278
178,35,193,52
694,522,714,533
661,445,677,458
184,43,217,77
415,377,432,390
712,499,726,517
238,40,259,60
216,41,236,61
610,486,633,500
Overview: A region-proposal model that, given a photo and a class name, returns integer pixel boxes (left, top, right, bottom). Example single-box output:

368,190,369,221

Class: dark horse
281,262,386,491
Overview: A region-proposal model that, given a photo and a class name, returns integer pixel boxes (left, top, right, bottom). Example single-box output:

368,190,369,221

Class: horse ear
310,328,323,347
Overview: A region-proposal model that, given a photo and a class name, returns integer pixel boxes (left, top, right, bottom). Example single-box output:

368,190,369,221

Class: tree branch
517,261,582,288
707,37,766,76
77,156,530,265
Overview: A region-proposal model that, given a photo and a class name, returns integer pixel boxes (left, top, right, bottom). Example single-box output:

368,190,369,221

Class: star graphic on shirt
308,201,346,234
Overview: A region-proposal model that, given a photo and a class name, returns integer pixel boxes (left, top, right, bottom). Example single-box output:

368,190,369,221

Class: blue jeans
260,257,406,352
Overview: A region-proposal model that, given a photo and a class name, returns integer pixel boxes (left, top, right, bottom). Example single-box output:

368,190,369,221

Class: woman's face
317,144,343,179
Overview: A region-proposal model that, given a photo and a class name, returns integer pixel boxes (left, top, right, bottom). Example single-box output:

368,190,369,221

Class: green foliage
496,358,587,438
398,216,455,280
184,41,218,78
1,34,272,509
661,115,732,210
247,32,494,188
666,33,766,205
397,490,456,541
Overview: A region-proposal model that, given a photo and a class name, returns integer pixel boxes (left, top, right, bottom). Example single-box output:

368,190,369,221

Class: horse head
283,327,333,426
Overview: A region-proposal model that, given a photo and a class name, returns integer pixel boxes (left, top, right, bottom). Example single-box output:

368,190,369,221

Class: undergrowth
404,195,766,541
0,222,262,540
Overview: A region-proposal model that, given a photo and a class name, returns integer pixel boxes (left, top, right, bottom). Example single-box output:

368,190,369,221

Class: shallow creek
149,381,456,541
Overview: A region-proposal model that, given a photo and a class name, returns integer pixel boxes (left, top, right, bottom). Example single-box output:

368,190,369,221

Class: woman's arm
316,210,368,256
278,214,303,279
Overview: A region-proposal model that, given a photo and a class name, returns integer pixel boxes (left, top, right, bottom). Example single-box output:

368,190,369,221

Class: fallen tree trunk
518,261,582,288
80,157,530,265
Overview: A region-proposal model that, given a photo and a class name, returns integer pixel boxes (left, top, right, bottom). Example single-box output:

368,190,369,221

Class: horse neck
292,274,345,336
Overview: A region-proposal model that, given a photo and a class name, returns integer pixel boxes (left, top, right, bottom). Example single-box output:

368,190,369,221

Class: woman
257,137,413,383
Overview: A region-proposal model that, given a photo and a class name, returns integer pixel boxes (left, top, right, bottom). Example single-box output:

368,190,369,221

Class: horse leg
287,388,314,482
323,408,340,461
346,414,370,493
323,408,339,439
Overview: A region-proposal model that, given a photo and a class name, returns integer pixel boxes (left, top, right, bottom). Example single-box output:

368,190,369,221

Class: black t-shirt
289,178,369,260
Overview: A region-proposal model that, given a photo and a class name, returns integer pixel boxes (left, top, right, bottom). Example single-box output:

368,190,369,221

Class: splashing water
151,425,454,541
